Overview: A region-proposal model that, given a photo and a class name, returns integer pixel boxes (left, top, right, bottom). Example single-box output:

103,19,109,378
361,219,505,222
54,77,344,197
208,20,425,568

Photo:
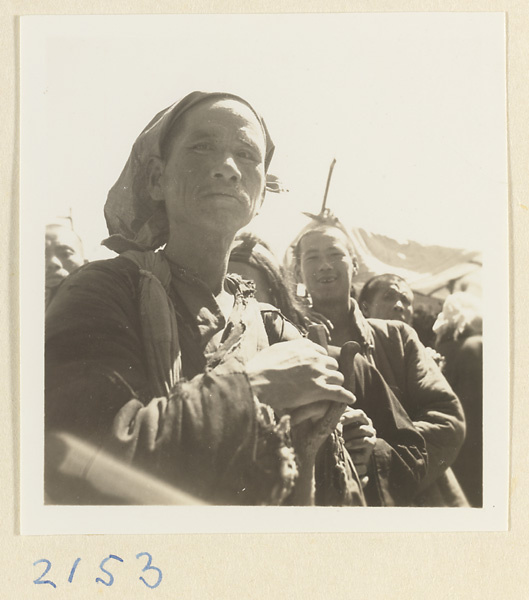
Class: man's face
45,226,84,289
365,279,414,324
298,229,356,306
159,99,267,237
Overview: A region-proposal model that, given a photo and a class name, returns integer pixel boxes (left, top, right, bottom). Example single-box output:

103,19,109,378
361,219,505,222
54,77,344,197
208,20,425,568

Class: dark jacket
345,302,467,506
45,255,299,505
46,254,428,507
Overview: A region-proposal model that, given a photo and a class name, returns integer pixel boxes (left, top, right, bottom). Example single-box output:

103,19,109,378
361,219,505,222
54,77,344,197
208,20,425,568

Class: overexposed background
23,13,505,260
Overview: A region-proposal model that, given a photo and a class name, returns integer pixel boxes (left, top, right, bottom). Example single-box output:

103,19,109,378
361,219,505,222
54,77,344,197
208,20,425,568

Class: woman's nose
212,154,241,182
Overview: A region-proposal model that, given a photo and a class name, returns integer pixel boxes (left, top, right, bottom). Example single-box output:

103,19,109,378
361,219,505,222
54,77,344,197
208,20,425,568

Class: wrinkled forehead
167,97,267,150
204,97,264,125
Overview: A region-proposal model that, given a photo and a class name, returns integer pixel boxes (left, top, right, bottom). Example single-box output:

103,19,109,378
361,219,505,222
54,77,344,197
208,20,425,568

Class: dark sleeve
45,258,149,439
45,259,297,506
339,348,428,506
150,357,297,505
399,324,466,491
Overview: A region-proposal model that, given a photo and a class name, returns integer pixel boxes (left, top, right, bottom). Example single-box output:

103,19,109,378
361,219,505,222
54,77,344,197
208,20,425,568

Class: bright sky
22,13,506,260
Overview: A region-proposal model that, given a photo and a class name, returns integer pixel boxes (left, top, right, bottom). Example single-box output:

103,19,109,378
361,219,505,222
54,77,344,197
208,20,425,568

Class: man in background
45,222,86,308
359,273,414,325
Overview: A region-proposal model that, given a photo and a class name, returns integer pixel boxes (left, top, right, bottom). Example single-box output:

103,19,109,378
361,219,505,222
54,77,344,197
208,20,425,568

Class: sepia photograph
19,12,508,534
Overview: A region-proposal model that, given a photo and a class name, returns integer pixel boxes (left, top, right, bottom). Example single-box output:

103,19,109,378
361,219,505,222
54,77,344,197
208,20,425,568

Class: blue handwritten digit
136,552,163,589
68,558,81,583
33,559,56,588
95,554,123,587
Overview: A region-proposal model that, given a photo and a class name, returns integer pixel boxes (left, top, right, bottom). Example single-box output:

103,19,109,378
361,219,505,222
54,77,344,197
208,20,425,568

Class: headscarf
103,91,276,254
432,292,483,341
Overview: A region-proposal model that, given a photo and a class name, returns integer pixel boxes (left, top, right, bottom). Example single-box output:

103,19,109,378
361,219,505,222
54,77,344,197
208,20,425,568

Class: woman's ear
146,157,165,202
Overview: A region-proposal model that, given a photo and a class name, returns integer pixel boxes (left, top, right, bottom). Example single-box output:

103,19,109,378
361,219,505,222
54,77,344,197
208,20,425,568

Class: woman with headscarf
287,215,468,507
45,92,363,506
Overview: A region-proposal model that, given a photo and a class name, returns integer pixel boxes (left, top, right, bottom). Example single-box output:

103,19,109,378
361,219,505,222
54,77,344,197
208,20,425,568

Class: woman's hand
245,339,356,413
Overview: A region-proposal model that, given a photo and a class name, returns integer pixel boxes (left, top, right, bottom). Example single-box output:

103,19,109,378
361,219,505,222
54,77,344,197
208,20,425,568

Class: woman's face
228,260,273,304
298,228,356,306
159,98,267,238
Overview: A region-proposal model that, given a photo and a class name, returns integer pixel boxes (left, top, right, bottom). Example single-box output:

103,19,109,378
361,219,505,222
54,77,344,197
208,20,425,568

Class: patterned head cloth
103,91,276,254
432,291,483,341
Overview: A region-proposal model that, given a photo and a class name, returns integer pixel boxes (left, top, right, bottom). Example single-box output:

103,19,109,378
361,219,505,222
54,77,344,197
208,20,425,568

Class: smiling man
291,221,467,507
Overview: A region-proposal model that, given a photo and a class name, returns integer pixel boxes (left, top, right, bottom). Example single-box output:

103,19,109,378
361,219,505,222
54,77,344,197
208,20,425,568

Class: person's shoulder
367,317,416,339
81,254,140,273
367,319,424,358
259,303,303,341
459,334,483,357
51,255,142,308
258,301,281,314
68,255,140,283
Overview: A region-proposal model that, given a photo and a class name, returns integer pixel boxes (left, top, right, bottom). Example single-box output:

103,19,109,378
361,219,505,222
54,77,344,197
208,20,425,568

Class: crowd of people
44,91,483,508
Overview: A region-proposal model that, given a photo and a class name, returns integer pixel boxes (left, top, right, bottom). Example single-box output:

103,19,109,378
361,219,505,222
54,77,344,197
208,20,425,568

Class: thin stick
320,158,337,215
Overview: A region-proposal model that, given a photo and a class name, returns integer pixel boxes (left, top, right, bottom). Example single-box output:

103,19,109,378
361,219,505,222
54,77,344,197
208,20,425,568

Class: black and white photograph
20,13,508,534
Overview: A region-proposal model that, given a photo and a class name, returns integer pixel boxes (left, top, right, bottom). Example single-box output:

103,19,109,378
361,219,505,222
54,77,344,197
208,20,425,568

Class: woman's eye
237,149,257,161
191,142,213,152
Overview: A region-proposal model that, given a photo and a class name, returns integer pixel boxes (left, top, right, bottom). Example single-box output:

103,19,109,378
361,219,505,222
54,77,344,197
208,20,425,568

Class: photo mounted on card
19,13,509,534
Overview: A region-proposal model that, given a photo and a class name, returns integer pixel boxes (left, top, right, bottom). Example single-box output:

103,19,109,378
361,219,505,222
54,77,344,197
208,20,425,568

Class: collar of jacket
349,298,375,355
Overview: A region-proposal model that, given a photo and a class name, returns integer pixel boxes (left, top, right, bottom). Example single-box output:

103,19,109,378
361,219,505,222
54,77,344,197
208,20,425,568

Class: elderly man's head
45,224,85,290
148,97,268,239
359,274,414,324
103,92,275,254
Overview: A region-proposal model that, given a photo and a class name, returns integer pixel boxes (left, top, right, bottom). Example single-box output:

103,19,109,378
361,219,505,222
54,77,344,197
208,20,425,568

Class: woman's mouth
203,189,245,203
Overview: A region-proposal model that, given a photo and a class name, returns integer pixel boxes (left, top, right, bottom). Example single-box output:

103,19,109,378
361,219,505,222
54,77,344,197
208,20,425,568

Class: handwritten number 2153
33,552,162,589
